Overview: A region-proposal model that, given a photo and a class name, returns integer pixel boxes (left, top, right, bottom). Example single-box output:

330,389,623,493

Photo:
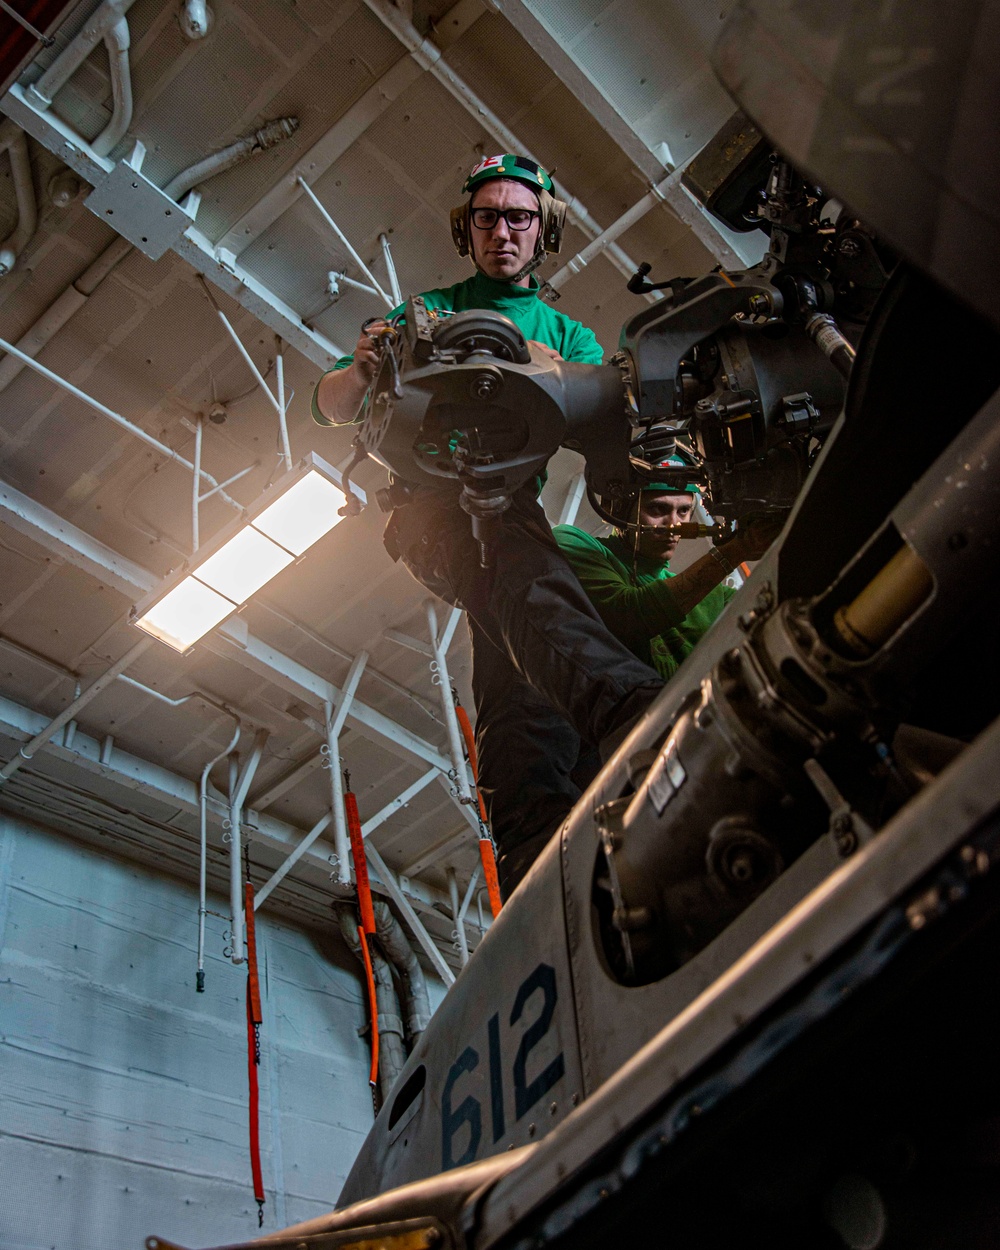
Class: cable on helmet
450,154,568,284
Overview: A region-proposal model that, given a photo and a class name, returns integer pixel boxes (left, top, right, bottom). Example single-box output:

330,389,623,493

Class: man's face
469,179,541,284
636,492,695,563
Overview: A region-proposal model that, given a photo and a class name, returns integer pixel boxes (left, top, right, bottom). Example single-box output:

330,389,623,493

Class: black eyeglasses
470,206,540,231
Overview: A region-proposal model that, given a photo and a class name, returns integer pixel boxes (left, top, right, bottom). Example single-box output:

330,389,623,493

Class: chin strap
470,234,546,287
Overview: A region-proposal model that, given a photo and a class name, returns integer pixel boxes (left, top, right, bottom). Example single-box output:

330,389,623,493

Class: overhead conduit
335,896,432,1100
0,117,299,393
336,904,407,1100
25,0,139,158
0,119,38,275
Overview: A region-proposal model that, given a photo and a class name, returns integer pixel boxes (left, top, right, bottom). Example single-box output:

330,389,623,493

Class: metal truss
0,686,467,978
0,83,344,370
0,477,484,951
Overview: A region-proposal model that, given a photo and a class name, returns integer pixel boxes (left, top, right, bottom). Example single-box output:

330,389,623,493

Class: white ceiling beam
0,85,344,370
0,478,454,778
489,0,666,181
487,0,755,268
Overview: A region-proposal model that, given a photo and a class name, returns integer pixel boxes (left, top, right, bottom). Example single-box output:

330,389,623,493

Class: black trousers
386,486,662,896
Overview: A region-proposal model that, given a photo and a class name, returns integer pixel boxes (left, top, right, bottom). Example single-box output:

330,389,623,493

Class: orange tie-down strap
243,882,265,1224
455,702,503,919
357,922,380,1114
344,788,376,936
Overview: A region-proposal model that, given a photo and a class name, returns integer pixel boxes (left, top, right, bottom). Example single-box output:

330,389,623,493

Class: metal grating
528,0,608,43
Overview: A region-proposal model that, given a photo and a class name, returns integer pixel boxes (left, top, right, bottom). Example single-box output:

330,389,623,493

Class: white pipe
447,868,469,965
440,605,463,654
0,332,245,510
361,0,645,291
26,0,136,107
197,462,256,503
192,415,202,551
165,118,298,200
228,756,244,964
0,635,152,784
0,121,38,276
328,270,382,297
546,172,675,293
197,277,285,420
197,719,240,990
275,341,292,471
323,651,368,885
360,767,438,838
91,16,132,157
296,177,394,309
426,600,474,805
326,728,349,884
379,232,402,306
366,842,455,985
457,866,480,925
179,0,212,40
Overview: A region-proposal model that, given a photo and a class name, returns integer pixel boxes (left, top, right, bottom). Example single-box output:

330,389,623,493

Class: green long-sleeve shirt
311,271,603,426
553,526,735,681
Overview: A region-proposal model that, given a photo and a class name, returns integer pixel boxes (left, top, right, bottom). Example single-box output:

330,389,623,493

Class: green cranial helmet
450,154,568,282
645,453,702,499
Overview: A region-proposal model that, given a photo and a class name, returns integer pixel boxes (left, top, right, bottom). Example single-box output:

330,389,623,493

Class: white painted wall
0,811,378,1250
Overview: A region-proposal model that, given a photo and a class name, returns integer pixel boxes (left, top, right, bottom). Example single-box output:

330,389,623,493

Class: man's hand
315,319,387,424
729,513,785,563
528,340,563,362
351,319,387,386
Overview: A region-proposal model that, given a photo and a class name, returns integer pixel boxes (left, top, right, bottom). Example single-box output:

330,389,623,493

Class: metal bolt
549,1101,558,1115
838,235,861,257
470,372,500,399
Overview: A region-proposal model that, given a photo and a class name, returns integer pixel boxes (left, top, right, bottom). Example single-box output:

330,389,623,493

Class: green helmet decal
462,154,554,195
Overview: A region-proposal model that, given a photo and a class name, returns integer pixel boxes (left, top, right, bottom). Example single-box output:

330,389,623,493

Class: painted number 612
441,962,565,1170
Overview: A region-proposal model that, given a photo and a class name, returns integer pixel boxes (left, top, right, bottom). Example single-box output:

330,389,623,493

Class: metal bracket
84,141,197,260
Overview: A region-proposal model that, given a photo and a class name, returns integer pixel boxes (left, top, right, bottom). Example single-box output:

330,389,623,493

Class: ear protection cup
538,189,567,255
450,203,470,257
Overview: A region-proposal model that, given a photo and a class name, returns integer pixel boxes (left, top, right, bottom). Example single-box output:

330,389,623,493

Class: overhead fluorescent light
253,470,349,556
135,578,236,653
195,526,294,603
132,453,365,654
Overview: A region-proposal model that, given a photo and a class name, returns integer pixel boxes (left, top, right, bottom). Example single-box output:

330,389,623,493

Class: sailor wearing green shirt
554,471,779,682
313,156,663,898
468,471,778,894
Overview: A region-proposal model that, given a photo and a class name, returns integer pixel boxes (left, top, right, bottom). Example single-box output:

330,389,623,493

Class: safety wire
243,842,266,1227
454,690,503,919
343,769,381,1115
